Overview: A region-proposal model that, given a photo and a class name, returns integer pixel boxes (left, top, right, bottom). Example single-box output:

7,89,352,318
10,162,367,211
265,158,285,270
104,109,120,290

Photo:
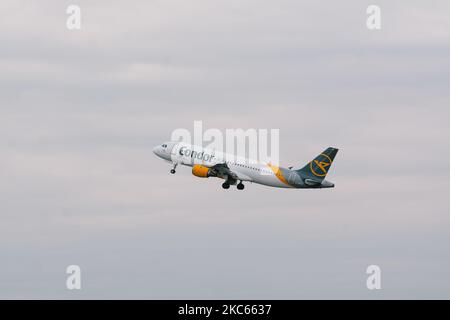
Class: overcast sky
1,0,449,299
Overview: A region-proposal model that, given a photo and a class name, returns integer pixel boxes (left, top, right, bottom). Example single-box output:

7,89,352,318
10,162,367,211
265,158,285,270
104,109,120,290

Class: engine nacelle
192,164,212,178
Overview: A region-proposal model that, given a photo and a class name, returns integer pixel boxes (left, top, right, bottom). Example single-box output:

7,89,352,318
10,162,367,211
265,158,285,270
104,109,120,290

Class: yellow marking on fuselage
267,163,291,187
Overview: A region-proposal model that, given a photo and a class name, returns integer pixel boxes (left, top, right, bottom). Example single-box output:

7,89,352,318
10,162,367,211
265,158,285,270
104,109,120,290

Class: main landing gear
222,181,245,190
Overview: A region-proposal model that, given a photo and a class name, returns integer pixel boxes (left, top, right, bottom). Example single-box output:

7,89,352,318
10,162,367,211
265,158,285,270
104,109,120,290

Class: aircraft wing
210,162,239,182
209,162,252,182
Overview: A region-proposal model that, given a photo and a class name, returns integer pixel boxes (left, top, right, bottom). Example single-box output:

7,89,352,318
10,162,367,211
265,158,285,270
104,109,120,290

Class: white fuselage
154,142,297,188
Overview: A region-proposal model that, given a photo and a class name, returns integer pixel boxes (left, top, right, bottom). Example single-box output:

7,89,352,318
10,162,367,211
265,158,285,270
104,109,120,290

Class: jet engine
192,165,215,178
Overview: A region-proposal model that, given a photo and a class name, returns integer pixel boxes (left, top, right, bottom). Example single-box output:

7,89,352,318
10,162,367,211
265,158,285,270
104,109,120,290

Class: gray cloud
0,0,449,298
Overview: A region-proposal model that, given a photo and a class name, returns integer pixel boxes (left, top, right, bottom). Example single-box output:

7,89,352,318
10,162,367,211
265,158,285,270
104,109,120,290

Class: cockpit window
162,144,167,148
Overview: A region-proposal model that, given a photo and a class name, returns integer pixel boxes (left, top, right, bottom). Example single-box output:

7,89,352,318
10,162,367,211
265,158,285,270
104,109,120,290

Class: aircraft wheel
222,182,230,189
237,183,245,190
170,169,176,174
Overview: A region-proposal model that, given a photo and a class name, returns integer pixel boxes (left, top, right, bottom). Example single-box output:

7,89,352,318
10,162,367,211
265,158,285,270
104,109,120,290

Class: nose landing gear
170,163,178,174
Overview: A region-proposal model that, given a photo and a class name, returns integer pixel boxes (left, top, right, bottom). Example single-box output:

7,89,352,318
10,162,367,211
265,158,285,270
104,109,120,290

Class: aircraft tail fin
297,147,339,181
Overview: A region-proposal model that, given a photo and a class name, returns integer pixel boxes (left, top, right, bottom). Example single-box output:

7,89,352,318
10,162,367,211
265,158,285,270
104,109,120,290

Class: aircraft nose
153,146,160,156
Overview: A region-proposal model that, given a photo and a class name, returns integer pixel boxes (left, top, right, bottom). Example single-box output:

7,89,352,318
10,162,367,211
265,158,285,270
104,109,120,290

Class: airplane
153,142,338,190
